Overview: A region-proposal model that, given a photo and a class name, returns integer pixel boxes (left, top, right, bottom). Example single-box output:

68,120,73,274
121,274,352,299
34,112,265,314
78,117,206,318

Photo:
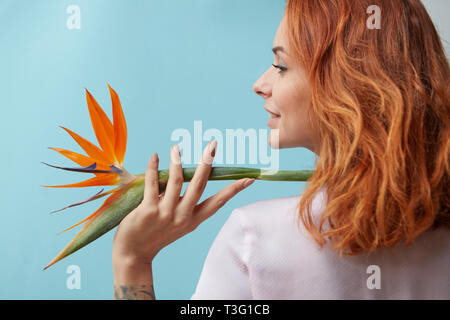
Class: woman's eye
272,63,287,73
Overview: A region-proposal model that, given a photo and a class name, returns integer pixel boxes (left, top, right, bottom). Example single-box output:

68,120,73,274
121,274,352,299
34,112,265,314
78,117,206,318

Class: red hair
285,0,450,255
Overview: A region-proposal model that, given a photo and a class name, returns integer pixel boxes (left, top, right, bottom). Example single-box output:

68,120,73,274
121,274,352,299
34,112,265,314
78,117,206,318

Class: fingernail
210,139,217,157
202,140,216,164
172,144,181,162
243,178,255,188
151,152,158,162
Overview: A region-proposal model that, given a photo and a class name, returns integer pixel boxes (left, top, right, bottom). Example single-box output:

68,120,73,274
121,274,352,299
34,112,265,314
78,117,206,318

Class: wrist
112,247,158,267
113,251,151,273
113,255,153,285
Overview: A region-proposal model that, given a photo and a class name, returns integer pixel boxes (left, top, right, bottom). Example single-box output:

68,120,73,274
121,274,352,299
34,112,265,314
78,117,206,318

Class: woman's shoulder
236,193,302,214
231,187,327,226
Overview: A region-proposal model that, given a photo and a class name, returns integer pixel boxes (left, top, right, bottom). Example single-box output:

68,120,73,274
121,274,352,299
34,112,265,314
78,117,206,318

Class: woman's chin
268,129,282,149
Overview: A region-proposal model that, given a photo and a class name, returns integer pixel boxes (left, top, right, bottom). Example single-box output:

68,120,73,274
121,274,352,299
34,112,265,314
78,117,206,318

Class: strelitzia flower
42,85,314,270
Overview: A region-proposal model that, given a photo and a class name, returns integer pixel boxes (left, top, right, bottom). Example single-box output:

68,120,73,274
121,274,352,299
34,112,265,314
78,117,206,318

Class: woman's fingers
179,140,217,212
143,152,160,206
193,178,255,225
161,144,184,214
142,140,250,232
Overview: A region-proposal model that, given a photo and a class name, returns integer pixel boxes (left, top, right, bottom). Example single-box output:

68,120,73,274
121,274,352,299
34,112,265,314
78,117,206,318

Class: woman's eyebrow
272,46,285,55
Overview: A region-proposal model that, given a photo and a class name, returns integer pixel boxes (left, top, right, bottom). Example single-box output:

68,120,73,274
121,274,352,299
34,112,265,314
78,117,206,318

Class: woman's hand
112,140,255,267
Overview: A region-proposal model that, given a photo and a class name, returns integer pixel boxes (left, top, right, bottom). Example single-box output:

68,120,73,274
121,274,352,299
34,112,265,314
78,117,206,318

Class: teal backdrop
0,0,448,299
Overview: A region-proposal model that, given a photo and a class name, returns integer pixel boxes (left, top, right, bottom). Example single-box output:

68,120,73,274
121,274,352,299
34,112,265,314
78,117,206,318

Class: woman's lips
264,106,280,115
265,107,280,127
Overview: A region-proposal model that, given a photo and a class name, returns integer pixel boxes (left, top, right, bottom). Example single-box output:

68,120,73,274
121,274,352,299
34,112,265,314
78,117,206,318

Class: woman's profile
112,0,449,300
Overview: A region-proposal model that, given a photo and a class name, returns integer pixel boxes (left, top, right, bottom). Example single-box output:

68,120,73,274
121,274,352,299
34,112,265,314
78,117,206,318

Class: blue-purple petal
51,189,106,213
41,162,120,174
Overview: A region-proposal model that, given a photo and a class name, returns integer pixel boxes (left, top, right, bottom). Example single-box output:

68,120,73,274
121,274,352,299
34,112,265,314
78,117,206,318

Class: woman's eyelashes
272,63,287,73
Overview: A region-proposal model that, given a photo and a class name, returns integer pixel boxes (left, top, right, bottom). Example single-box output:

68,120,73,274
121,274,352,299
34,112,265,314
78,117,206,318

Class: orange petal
107,84,127,166
42,174,119,188
60,126,112,165
85,89,116,163
48,147,112,172
57,188,125,234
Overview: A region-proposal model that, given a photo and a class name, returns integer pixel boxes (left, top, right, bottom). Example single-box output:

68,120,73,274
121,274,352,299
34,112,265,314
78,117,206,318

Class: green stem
135,166,314,191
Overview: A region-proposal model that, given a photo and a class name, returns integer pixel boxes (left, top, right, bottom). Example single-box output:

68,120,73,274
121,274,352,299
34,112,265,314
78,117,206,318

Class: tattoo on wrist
113,284,155,300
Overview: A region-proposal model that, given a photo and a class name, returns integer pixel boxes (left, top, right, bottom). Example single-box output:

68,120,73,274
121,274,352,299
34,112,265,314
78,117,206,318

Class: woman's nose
253,68,272,99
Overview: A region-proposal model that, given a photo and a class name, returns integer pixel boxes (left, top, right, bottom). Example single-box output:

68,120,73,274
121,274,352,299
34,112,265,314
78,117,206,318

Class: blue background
0,0,448,299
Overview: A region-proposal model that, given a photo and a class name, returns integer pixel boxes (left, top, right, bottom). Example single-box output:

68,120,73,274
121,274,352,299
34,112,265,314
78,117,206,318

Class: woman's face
253,17,319,154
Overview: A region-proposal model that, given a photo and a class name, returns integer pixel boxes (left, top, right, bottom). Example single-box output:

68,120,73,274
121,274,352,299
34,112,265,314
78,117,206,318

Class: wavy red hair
286,0,450,255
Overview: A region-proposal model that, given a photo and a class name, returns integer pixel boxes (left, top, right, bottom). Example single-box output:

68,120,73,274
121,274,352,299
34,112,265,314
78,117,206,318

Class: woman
112,0,449,299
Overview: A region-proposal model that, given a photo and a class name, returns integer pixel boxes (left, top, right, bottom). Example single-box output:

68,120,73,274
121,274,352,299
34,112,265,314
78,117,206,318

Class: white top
191,188,450,299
